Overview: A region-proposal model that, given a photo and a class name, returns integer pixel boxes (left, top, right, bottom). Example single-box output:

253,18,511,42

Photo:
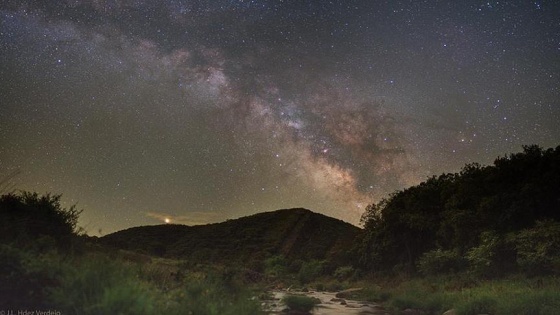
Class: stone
401,308,425,315
330,298,345,303
335,287,364,298
356,306,390,315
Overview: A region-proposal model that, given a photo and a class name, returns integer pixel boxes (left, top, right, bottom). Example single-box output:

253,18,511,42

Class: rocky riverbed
263,289,391,315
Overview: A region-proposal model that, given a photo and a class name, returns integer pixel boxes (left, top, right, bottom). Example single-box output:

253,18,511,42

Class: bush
298,260,324,284
264,255,288,277
49,255,156,315
333,265,355,280
0,244,58,308
0,192,82,250
324,280,345,292
417,249,465,275
168,277,261,315
283,295,320,312
515,220,560,275
465,231,514,277
49,254,261,315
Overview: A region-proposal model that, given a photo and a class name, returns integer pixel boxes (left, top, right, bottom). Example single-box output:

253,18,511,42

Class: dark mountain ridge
100,208,361,266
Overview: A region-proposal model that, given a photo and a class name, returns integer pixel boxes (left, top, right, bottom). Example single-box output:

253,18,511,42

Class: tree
358,145,560,275
514,220,560,275
0,191,82,250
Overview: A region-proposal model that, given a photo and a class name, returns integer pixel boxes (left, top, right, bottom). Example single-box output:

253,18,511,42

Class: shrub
49,255,155,315
0,244,58,308
264,255,288,277
417,249,465,275
0,192,82,250
324,280,344,292
333,265,355,280
48,255,261,315
298,260,324,284
283,295,320,312
514,220,560,275
466,231,514,277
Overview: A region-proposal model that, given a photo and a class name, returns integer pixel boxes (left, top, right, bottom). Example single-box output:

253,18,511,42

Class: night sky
1,1,559,235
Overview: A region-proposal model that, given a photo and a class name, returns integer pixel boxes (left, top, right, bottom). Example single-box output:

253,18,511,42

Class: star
0,0,558,235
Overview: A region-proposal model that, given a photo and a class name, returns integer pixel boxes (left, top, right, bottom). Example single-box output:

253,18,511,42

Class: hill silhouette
99,208,361,267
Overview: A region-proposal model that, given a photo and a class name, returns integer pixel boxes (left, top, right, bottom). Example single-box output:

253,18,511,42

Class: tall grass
356,275,560,315
49,254,156,315
1,245,261,314
453,279,560,315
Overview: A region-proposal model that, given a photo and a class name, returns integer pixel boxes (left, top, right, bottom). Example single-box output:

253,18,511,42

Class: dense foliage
0,192,261,313
0,191,82,250
358,145,560,276
282,295,320,312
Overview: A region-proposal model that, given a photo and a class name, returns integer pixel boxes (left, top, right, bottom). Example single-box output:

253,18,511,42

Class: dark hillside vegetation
0,191,261,313
358,145,560,276
0,192,82,251
2,145,560,314
0,192,83,308
100,208,361,269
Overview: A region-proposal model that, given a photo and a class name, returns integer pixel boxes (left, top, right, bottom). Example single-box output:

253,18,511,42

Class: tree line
357,145,560,277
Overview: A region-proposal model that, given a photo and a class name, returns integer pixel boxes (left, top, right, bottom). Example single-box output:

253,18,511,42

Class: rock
358,311,390,315
371,304,385,310
357,305,389,315
401,308,425,315
442,310,457,315
330,298,345,303
335,287,364,298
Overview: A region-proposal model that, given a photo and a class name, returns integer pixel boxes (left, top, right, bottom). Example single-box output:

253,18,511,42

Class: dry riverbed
263,289,391,315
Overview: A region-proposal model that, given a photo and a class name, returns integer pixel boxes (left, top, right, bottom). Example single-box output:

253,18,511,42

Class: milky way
1,1,559,234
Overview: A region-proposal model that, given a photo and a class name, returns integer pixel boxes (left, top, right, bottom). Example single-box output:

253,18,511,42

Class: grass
4,240,560,315
1,244,262,315
353,275,560,315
